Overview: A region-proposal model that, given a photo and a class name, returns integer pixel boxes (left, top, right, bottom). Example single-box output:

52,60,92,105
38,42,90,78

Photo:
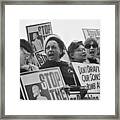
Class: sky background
20,19,100,48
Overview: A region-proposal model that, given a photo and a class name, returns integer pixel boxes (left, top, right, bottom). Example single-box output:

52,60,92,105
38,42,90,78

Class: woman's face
85,41,98,58
72,45,87,62
45,40,62,61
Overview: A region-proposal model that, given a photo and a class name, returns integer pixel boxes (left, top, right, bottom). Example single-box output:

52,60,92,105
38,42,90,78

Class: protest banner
37,22,52,40
72,62,100,99
26,22,53,52
20,67,69,100
82,28,100,46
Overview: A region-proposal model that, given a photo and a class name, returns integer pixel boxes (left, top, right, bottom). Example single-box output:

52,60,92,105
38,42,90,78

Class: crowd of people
20,34,100,100
68,38,100,64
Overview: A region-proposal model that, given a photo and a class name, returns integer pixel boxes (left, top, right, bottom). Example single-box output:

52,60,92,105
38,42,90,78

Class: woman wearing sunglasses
84,38,100,64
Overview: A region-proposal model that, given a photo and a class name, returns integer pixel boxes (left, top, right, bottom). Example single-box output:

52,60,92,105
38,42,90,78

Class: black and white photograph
3,3,117,117
20,20,100,100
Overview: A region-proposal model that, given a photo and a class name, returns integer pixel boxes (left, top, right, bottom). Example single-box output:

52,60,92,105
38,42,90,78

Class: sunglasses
85,44,98,49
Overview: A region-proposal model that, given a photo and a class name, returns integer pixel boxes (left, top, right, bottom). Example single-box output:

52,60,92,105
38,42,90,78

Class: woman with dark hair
84,38,100,64
41,35,80,86
20,39,39,73
68,40,89,63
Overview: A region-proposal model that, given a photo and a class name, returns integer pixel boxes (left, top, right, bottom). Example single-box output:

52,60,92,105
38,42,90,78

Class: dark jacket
40,60,80,86
88,58,99,64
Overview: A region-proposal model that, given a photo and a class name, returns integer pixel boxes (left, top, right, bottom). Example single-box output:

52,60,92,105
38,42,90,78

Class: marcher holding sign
20,39,39,73
41,34,80,86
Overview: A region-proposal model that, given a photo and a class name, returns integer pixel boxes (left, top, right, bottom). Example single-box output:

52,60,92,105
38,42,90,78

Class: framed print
0,0,119,119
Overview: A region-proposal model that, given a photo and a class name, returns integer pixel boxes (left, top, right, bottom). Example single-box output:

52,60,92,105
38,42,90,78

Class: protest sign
69,92,81,100
20,67,68,100
82,28,100,46
37,22,52,40
72,62,100,99
34,50,47,68
26,22,53,52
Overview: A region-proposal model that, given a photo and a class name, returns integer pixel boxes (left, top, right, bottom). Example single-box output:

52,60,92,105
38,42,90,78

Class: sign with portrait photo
20,67,69,100
26,22,53,52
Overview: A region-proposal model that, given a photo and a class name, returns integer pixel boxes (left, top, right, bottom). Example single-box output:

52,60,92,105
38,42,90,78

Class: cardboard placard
72,62,100,99
20,67,68,100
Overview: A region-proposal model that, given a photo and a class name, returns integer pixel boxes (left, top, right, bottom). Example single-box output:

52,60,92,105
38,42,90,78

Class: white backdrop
5,5,115,115
20,19,100,48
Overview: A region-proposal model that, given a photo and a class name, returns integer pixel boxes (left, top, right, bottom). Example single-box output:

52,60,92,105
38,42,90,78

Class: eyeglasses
85,44,98,49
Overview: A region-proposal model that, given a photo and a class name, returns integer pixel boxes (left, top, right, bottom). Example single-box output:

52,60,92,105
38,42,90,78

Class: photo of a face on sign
20,20,100,100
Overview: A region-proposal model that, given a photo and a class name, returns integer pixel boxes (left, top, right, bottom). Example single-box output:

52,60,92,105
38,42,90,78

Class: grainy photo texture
20,20,100,100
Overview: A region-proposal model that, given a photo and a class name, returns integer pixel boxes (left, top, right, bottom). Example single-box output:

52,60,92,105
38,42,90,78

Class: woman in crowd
20,39,39,73
68,40,89,63
84,38,100,64
40,34,80,86
40,35,87,99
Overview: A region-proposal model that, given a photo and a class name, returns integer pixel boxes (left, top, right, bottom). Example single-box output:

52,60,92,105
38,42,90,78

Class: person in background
40,34,80,86
68,40,89,63
20,39,39,100
20,39,39,73
84,37,100,64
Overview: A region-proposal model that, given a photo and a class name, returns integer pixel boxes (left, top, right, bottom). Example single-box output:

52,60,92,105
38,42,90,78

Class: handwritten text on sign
72,62,100,99
38,68,68,100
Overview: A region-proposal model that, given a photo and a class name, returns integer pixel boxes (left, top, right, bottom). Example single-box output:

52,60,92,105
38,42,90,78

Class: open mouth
48,53,54,57
48,53,54,56
89,50,95,55
82,53,86,57
48,52,55,60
